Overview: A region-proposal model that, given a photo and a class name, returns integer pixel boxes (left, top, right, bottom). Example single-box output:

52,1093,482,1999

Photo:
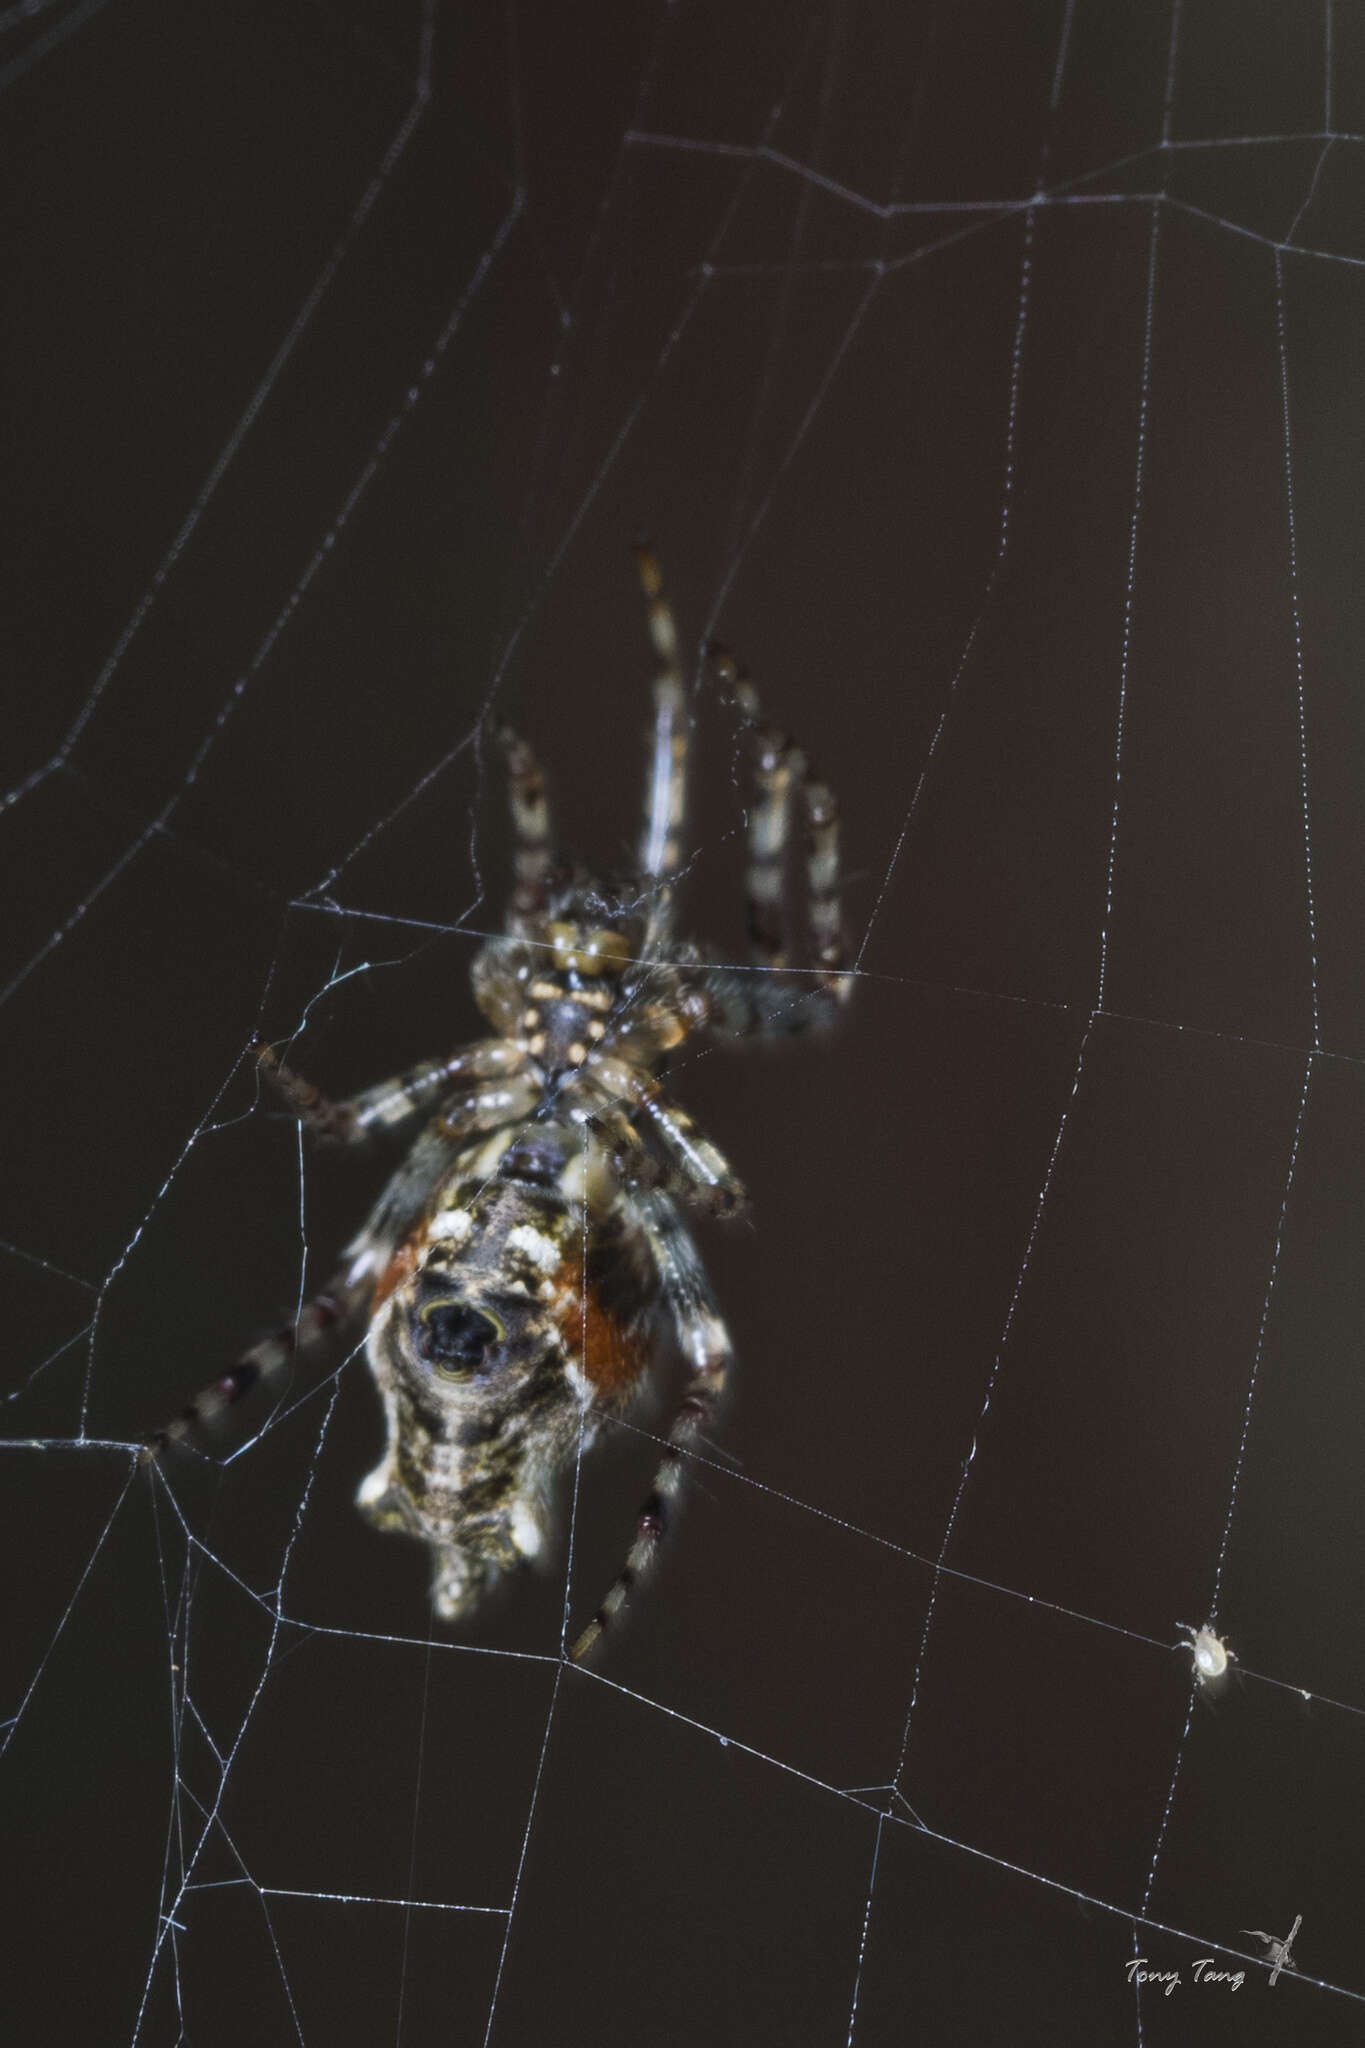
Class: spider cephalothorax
148,548,850,1660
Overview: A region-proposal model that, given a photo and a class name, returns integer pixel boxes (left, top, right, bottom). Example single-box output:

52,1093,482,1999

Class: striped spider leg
707,640,851,1039
567,1186,733,1663
145,546,849,1662
142,1040,535,1457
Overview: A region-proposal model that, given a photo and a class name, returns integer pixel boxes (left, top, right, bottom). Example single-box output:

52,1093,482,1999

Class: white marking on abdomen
511,1502,543,1559
428,1207,474,1246
506,1223,560,1273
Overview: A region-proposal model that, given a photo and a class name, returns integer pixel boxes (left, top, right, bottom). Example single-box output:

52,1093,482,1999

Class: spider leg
259,1038,526,1145
635,546,690,932
354,1061,542,1252
583,1056,747,1215
711,649,797,974
431,1066,540,1141
496,725,555,935
804,769,846,995
706,645,852,1036
570,1188,732,1662
145,1055,538,1460
576,1098,664,1193
141,1268,366,1460
624,1086,747,1217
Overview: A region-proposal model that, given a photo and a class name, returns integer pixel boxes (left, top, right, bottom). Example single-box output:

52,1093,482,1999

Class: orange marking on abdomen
554,1269,648,1402
372,1233,422,1309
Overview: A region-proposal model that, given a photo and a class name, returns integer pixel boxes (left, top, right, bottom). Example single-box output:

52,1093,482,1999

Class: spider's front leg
571,1188,734,1662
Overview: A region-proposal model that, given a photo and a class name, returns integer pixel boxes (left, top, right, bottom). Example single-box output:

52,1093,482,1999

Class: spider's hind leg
142,1269,365,1462
570,1189,732,1663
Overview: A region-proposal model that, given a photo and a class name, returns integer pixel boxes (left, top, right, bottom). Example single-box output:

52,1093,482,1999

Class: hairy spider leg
144,1045,536,1459
586,1055,747,1216
803,768,847,994
570,1188,733,1662
712,645,852,1022
711,651,797,974
258,1038,527,1145
579,1097,665,1195
635,545,690,931
142,1271,363,1460
497,725,555,935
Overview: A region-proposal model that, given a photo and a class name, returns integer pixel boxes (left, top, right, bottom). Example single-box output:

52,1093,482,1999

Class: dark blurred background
3,3,1365,2043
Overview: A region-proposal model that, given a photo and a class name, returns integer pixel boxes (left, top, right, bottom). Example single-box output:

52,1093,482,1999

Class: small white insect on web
1174,1621,1236,1696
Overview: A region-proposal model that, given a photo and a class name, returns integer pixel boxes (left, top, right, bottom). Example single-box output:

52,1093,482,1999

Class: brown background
3,3,1365,2043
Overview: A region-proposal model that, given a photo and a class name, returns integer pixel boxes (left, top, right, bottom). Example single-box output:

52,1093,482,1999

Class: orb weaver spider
147,549,850,1661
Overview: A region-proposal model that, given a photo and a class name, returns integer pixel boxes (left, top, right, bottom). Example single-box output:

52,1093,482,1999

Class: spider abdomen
355,1122,656,1618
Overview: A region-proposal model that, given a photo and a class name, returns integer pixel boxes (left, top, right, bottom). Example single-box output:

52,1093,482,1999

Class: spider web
4,2,1365,2041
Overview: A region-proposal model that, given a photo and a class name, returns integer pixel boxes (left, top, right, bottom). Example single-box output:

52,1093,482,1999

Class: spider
146,548,850,1661
1174,1621,1236,1694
